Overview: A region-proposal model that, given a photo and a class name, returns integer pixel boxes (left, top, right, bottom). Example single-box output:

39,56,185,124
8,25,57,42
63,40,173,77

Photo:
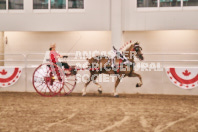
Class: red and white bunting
165,67,198,89
0,67,23,87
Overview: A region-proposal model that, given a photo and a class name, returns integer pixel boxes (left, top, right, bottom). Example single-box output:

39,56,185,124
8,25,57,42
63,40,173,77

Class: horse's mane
120,41,139,51
119,41,131,51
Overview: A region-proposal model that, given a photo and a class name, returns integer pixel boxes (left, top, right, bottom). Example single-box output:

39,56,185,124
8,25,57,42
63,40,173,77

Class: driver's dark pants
56,62,70,69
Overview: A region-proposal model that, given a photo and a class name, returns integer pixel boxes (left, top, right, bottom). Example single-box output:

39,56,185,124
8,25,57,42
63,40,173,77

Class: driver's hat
50,43,56,48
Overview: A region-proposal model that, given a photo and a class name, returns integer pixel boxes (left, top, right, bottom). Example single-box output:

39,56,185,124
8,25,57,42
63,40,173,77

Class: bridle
131,43,142,52
130,43,143,61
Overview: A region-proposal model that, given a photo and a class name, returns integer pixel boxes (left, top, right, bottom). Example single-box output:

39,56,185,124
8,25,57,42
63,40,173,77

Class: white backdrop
1,30,198,95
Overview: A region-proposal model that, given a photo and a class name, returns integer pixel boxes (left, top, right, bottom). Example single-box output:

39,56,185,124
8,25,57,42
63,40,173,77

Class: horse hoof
136,83,140,87
114,95,119,98
98,90,102,94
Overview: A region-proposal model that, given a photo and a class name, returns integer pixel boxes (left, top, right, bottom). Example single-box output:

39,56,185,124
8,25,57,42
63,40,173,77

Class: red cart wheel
32,63,64,97
59,71,77,96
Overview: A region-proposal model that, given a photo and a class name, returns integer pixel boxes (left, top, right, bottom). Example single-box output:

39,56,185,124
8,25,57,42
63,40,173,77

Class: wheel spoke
33,63,64,97
65,82,74,87
66,79,76,81
36,69,46,77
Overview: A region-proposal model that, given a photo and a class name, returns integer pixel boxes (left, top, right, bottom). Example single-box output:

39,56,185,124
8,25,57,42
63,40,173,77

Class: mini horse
82,42,144,97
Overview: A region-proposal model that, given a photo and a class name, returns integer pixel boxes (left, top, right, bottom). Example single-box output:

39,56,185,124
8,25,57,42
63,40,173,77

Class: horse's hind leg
82,74,92,96
114,77,120,97
92,75,102,94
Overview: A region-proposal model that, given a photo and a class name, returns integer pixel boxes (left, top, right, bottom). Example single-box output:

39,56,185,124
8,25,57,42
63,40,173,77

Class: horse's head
127,42,144,61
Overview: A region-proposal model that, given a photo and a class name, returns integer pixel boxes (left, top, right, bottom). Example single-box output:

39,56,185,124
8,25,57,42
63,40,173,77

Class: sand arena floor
1,92,198,132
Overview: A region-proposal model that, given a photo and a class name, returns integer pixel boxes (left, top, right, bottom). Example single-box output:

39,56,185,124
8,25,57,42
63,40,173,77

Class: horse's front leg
130,72,143,87
114,77,120,97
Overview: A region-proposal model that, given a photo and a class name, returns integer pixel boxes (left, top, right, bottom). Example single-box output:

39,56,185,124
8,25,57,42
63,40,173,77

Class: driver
49,43,70,70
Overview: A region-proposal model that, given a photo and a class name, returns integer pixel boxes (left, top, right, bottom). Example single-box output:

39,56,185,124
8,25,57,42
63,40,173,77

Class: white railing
144,53,198,55
0,53,198,91
0,52,198,67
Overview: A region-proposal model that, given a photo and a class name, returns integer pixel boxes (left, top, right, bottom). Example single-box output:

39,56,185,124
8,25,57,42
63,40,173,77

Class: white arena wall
3,31,111,53
0,0,110,31
122,0,198,31
0,30,198,95
1,0,198,31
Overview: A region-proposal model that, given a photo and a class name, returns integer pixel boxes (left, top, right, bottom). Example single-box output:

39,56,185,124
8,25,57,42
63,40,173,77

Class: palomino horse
82,42,144,97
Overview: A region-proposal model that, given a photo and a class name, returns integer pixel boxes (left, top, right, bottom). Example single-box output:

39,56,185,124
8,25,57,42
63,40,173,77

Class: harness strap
128,56,134,76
